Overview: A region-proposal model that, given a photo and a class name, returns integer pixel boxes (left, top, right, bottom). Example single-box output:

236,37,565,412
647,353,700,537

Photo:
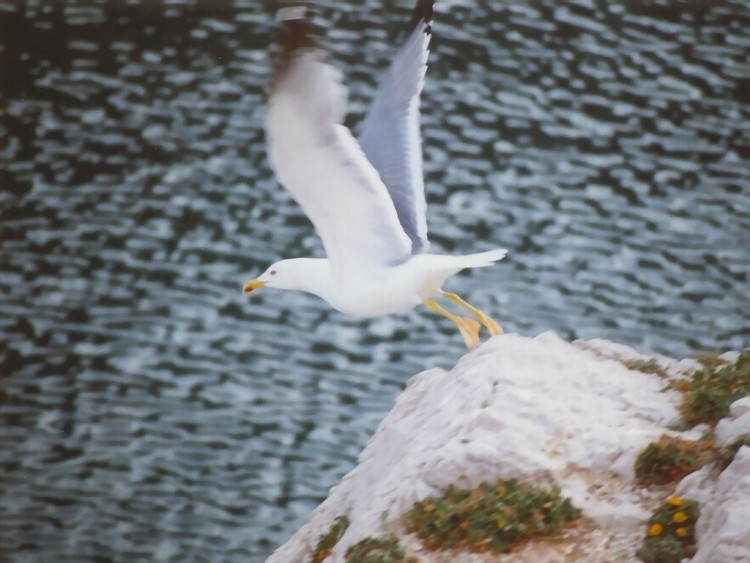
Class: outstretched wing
358,0,434,255
267,8,413,273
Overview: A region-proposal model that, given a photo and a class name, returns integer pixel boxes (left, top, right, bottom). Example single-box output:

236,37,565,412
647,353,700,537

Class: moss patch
311,515,349,563
623,358,668,378
635,434,714,487
675,349,750,427
694,352,729,371
344,534,415,563
636,496,699,563
403,479,581,554
633,350,750,489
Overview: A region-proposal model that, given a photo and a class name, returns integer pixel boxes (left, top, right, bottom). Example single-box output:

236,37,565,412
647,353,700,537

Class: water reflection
1,0,749,560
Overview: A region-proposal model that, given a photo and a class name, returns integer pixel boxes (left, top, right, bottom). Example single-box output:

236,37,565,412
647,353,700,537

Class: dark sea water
1,0,749,561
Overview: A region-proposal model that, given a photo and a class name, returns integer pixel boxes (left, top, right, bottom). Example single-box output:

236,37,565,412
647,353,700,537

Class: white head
242,258,331,295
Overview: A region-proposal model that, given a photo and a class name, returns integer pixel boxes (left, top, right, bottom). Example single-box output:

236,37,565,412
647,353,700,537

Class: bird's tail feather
454,248,508,268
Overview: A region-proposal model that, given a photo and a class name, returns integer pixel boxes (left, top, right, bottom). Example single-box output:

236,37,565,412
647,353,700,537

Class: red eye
270,270,277,276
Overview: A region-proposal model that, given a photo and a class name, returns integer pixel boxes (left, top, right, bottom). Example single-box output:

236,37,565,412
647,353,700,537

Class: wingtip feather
272,3,319,91
275,3,316,56
405,0,434,38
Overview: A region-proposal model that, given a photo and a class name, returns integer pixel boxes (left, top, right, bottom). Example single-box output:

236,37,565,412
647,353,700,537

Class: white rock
266,333,749,563
730,397,750,419
715,397,750,447
679,448,750,563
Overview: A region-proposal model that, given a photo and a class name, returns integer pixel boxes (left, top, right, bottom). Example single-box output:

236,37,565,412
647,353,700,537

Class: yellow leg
423,299,481,349
440,291,503,336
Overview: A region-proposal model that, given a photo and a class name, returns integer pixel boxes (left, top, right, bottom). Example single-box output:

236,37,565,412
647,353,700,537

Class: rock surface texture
267,333,749,562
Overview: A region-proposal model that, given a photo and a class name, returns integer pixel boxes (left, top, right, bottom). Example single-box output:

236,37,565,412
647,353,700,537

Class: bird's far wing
267,7,413,273
358,0,434,255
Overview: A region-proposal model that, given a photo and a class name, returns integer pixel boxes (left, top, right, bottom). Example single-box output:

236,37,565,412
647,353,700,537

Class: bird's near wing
267,7,413,274
358,0,434,255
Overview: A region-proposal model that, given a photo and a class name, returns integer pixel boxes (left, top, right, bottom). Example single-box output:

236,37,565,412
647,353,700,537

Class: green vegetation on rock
623,358,668,378
403,479,581,554
635,434,714,487
344,534,415,563
675,349,750,427
636,496,699,563
311,515,350,563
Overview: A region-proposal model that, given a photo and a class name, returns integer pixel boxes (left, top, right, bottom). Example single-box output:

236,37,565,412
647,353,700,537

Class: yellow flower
666,496,683,506
673,511,688,523
648,523,664,536
676,527,688,537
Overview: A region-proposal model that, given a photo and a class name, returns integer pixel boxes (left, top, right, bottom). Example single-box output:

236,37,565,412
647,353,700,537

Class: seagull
243,0,507,349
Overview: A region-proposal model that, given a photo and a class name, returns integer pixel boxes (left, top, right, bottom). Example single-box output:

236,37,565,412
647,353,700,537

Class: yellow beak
243,279,267,294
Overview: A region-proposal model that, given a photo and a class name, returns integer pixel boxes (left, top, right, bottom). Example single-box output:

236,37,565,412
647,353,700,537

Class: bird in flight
243,0,506,349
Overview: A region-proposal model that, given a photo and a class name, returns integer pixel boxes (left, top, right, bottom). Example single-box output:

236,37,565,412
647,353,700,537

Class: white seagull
243,0,507,349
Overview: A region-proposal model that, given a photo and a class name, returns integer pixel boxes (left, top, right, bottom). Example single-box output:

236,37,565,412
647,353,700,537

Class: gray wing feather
358,0,433,255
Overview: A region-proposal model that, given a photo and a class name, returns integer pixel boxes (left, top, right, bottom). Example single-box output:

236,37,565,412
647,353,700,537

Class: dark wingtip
405,0,434,39
276,3,316,56
272,3,317,88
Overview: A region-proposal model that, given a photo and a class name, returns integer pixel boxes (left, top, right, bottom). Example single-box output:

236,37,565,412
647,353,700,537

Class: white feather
266,49,413,275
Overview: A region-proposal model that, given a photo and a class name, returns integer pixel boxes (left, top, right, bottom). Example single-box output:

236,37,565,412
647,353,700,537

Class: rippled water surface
2,0,749,560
